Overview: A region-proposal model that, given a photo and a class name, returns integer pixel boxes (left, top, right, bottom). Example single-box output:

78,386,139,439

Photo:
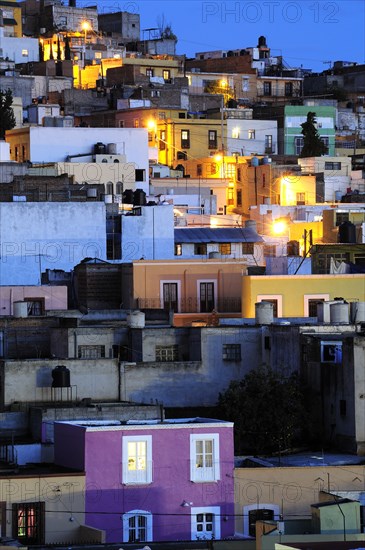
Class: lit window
146,68,154,77
95,52,102,59
190,434,220,482
12,503,45,545
232,127,240,139
133,119,139,128
219,243,231,255
248,129,255,140
181,129,190,148
208,130,217,149
175,243,182,256
22,49,29,57
163,69,170,81
122,435,152,484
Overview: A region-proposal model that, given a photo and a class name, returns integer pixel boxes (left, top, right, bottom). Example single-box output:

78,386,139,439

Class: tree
204,80,235,107
218,364,306,455
64,35,71,61
0,89,16,139
299,111,328,157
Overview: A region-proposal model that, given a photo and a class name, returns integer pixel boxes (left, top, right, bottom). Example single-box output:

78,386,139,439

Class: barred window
155,345,179,362
78,345,105,359
222,344,241,361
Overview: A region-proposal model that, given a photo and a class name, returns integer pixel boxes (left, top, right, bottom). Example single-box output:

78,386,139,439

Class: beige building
0,471,93,544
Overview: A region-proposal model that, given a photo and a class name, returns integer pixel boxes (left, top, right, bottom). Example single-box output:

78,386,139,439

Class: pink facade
0,286,68,316
54,419,235,543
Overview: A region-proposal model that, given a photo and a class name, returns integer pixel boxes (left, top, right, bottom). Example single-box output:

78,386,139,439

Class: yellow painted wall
242,274,365,317
289,221,323,252
0,474,85,543
279,175,316,206
0,0,22,37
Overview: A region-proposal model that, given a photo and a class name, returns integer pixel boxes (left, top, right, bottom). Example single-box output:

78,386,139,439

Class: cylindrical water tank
107,143,117,154
94,142,106,155
87,188,97,198
127,311,145,328
104,194,113,203
251,156,259,167
52,365,71,388
123,189,134,204
330,302,349,324
255,301,274,325
338,220,357,243
335,190,343,202
133,189,146,206
351,302,365,323
13,301,28,318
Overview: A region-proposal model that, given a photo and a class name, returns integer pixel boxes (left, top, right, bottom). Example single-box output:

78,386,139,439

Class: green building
284,105,336,156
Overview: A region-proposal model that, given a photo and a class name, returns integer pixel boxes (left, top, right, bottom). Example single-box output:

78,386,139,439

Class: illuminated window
123,436,152,484
12,503,45,544
232,127,240,139
181,129,190,148
163,69,170,81
133,119,139,128
22,49,29,57
146,68,154,77
219,243,231,255
95,51,102,59
248,129,255,140
208,130,217,149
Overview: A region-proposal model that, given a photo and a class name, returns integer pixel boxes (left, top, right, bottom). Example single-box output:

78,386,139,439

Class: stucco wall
0,202,106,285
0,286,67,315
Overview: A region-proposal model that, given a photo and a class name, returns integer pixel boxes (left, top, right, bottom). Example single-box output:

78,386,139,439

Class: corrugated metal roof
175,227,263,243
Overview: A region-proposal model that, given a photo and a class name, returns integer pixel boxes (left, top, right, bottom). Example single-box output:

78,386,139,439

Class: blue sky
92,0,365,72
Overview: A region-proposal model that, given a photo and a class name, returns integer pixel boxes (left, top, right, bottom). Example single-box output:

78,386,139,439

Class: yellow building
0,0,22,37
0,472,91,544
242,274,365,318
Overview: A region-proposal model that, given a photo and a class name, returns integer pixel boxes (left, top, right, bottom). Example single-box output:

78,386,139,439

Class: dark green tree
218,364,306,455
299,111,328,157
0,89,16,139
64,35,71,61
39,41,44,62
57,36,62,61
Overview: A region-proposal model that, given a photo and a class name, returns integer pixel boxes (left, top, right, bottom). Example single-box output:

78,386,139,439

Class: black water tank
338,220,357,243
52,365,71,388
94,142,106,155
258,35,267,47
122,189,134,204
133,189,146,206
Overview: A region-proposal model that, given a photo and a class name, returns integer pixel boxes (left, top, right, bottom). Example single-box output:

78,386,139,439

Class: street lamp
81,21,91,44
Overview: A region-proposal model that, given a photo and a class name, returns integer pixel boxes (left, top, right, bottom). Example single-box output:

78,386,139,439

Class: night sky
86,0,365,72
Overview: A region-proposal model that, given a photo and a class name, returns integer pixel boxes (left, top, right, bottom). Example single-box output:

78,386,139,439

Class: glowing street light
81,20,91,44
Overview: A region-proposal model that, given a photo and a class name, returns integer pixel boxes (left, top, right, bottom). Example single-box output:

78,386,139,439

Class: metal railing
136,297,241,313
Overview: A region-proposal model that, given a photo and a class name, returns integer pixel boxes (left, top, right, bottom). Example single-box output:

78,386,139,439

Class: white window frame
197,279,217,313
160,280,181,312
243,503,280,538
122,435,152,485
190,433,220,482
191,506,221,540
122,510,153,542
256,295,283,317
304,294,329,317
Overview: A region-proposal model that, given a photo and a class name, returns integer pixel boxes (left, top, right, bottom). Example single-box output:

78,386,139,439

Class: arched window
122,510,153,543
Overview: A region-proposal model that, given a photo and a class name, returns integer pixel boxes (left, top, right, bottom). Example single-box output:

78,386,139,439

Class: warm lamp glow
214,154,222,162
147,120,156,131
220,79,228,88
81,21,91,32
272,220,287,235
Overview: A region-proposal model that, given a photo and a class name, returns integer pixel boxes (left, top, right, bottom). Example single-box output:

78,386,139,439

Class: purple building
54,417,235,543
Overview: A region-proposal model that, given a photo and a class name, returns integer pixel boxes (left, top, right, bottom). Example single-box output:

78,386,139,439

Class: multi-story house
54,417,235,543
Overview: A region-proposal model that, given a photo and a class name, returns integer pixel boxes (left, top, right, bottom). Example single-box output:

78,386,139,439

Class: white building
5,127,150,192
0,36,39,64
226,118,278,156
0,202,107,285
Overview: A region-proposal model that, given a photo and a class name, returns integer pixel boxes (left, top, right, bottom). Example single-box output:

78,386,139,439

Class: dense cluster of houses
0,0,365,548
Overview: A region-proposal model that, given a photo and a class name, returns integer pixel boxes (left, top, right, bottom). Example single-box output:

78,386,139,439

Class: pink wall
0,286,68,315
54,421,235,543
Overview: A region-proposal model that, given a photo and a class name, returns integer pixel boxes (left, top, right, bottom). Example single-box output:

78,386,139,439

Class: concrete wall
1,358,120,408
55,161,136,189
0,286,67,316
0,202,106,285
0,37,39,63
121,205,175,260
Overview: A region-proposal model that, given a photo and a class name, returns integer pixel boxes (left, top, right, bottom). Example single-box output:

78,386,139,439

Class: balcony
136,297,241,313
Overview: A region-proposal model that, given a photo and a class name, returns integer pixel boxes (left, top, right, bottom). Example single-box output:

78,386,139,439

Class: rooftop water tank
251,156,259,167
107,143,117,154
127,310,145,329
330,302,349,324
94,142,106,155
351,302,365,323
13,301,28,318
255,301,274,325
52,365,71,388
